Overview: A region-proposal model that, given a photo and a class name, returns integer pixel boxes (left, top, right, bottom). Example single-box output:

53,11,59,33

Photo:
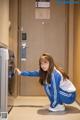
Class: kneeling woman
15,53,76,112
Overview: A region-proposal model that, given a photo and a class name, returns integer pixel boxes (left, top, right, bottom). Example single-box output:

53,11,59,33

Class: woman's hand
15,68,21,74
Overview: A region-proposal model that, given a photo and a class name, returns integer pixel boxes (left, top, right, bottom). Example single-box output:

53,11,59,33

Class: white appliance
0,48,9,113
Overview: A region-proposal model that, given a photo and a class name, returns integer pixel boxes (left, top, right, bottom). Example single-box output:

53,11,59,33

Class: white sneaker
49,104,65,112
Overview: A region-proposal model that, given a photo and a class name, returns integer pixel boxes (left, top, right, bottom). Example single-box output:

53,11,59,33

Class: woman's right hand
15,68,21,74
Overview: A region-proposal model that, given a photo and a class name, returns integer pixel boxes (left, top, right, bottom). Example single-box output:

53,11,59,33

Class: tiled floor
8,96,80,120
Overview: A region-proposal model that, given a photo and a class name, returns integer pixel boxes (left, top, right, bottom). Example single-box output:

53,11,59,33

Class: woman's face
40,59,49,71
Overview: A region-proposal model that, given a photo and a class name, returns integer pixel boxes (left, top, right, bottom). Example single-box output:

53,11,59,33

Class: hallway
8,96,80,120
0,1,80,120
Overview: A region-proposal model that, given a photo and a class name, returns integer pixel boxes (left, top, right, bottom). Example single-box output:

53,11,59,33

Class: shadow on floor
37,106,80,115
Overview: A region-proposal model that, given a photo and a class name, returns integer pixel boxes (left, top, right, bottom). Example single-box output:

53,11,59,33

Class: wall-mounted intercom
21,32,27,61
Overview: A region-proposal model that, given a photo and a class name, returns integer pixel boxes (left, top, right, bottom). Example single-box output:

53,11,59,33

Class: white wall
0,0,9,46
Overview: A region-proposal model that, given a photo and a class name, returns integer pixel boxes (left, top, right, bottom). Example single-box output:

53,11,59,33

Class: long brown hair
39,53,69,85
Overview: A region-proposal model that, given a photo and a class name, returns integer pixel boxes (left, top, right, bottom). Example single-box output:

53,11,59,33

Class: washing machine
0,48,15,114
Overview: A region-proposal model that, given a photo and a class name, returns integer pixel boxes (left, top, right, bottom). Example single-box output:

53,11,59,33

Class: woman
15,53,76,112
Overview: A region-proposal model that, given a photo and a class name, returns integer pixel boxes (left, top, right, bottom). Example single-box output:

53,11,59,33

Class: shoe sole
49,107,65,112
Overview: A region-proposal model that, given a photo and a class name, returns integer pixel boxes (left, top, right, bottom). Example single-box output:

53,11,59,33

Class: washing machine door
8,49,15,112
